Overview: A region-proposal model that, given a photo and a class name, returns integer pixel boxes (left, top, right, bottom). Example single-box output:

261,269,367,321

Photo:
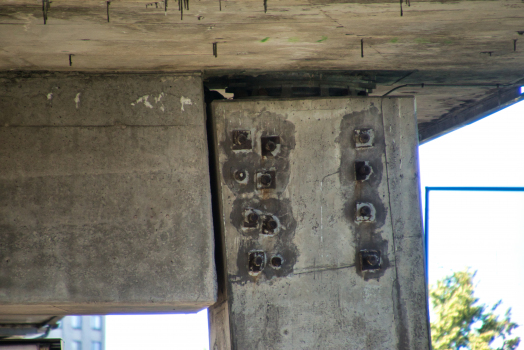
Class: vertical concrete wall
209,97,429,350
0,73,216,315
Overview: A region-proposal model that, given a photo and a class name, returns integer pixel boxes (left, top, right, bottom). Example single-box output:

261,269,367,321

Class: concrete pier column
209,97,430,350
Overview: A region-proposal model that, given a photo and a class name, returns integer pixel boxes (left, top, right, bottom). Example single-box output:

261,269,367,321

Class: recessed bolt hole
232,130,252,150
257,170,276,189
359,133,370,143
236,133,247,145
248,251,265,275
355,161,372,181
356,202,376,223
358,165,371,176
366,255,378,266
261,136,280,157
360,206,371,217
247,212,259,224
243,209,260,228
265,140,277,152
360,250,381,271
263,217,278,232
355,129,374,148
271,256,282,268
234,170,246,182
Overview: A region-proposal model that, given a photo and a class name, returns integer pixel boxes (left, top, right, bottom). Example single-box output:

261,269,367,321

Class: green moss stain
260,37,270,43
390,37,398,43
288,37,299,42
414,38,431,44
316,36,328,42
443,40,453,45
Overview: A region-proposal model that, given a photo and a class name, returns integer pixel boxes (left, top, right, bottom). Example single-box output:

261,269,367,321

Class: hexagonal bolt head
260,174,272,186
247,212,259,224
234,170,247,182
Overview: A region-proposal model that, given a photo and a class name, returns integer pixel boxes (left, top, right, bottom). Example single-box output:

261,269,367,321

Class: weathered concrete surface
1,0,523,74
2,0,524,141
0,73,216,314
209,97,429,349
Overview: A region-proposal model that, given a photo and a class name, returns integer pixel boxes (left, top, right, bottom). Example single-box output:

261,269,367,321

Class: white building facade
48,316,105,350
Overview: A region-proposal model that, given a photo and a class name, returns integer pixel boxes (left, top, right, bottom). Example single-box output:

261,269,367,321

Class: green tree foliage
430,270,520,350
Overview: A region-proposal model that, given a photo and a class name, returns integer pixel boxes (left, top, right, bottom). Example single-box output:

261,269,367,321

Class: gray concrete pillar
209,97,430,350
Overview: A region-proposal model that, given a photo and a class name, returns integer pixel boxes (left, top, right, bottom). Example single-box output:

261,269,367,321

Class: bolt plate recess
232,130,252,150
360,250,381,271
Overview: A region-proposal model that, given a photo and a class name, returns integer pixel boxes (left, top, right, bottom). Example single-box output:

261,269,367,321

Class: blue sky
106,99,524,349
